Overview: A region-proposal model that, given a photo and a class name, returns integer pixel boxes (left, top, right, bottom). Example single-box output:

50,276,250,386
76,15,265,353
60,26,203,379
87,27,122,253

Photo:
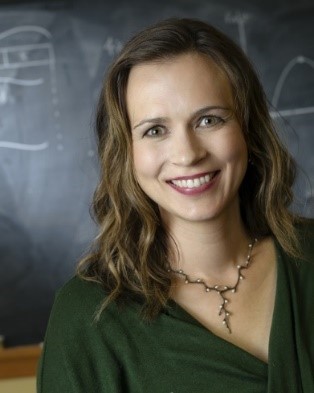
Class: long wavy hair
77,18,300,318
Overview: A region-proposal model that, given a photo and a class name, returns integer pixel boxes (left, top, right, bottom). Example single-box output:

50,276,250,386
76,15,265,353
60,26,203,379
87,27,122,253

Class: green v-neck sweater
38,221,314,392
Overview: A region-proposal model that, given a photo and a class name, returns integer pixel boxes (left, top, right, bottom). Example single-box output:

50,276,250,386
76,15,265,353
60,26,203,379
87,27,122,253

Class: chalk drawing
0,25,52,41
0,26,60,152
0,77,43,86
225,11,251,54
0,141,49,151
224,13,313,121
270,55,314,118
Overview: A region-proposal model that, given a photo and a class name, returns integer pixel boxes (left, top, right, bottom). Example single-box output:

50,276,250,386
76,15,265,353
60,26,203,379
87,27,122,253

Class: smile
170,172,218,189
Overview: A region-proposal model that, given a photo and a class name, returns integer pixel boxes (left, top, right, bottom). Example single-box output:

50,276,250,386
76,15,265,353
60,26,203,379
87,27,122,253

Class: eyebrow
132,105,231,130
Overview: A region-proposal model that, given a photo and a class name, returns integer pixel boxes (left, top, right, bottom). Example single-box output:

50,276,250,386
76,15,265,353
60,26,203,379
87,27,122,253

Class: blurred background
0,0,313,350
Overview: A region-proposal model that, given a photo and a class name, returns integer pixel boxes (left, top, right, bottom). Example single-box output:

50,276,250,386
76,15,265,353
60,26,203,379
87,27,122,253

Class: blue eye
198,115,224,127
144,126,165,137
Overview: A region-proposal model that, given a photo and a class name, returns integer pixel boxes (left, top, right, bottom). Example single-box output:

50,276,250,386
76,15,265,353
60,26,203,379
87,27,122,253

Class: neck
165,206,251,280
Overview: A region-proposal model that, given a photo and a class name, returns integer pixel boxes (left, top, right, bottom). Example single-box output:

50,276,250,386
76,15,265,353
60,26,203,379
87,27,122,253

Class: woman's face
126,52,248,227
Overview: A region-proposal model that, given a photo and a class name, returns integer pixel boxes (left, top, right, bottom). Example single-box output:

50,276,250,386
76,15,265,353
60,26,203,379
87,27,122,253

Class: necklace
168,238,258,334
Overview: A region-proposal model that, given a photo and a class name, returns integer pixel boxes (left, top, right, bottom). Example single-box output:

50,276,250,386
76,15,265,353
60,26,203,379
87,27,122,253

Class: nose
170,129,207,166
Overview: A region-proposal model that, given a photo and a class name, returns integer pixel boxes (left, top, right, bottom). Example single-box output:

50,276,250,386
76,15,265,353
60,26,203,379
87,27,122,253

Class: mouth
168,171,220,189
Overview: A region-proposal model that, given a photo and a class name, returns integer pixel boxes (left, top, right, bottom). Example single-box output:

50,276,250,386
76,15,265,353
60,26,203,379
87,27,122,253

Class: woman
38,18,314,392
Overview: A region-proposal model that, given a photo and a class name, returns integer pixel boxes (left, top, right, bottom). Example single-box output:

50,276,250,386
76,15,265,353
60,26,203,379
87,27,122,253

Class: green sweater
38,222,314,392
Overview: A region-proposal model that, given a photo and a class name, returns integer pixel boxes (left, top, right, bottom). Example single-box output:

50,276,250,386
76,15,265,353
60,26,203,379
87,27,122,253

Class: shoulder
295,217,314,261
50,276,106,325
277,217,314,287
47,276,142,334
56,274,105,300
38,277,128,392
297,217,314,238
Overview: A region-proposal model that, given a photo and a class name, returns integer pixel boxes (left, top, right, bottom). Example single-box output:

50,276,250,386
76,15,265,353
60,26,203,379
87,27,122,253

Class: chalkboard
0,0,313,347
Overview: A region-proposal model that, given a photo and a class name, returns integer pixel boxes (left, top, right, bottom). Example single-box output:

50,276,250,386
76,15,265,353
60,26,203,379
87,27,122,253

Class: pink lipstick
167,170,220,195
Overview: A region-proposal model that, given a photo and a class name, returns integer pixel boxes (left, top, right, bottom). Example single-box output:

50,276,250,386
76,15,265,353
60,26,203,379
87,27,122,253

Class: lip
167,170,220,196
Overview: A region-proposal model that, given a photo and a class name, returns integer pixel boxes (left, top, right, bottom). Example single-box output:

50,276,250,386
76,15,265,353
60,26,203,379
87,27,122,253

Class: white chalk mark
239,21,247,54
0,59,51,71
272,56,314,107
0,42,52,53
19,51,28,62
0,43,54,70
270,106,314,118
0,77,43,86
0,26,52,41
103,37,123,56
0,141,49,151
224,12,250,53
48,45,56,75
0,84,9,104
2,50,9,66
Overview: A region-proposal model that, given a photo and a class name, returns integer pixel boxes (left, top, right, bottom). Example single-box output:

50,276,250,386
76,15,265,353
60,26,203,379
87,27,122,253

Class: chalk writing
225,11,251,53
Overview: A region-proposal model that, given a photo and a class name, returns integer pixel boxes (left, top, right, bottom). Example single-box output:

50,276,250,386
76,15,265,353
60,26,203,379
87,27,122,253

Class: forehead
127,52,230,88
126,52,233,119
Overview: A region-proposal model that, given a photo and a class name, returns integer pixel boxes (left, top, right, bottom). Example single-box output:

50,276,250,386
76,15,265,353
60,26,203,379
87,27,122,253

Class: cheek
217,133,248,165
132,143,161,180
229,142,247,164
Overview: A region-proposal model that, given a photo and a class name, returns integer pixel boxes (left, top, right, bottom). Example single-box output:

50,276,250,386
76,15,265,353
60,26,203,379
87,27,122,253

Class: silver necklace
168,238,258,334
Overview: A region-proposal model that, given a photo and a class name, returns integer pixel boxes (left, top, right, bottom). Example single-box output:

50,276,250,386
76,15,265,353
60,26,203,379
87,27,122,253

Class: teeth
187,179,194,188
171,173,216,189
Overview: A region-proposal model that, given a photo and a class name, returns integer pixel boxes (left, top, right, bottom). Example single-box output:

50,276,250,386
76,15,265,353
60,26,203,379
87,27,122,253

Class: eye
144,126,166,137
198,115,224,128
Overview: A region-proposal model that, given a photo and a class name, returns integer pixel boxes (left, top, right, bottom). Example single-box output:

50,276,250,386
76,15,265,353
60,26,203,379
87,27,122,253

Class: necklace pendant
168,238,258,335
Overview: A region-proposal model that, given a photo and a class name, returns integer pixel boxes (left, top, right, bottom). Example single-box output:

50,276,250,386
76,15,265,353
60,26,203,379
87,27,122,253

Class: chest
170,255,277,363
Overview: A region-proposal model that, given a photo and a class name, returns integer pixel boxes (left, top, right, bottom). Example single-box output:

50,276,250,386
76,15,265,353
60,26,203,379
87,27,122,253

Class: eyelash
143,115,225,138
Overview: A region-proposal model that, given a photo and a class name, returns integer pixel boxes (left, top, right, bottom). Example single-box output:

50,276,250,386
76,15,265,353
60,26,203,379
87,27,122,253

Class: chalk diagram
226,12,314,214
270,56,314,118
225,11,251,55
225,12,314,120
0,25,61,152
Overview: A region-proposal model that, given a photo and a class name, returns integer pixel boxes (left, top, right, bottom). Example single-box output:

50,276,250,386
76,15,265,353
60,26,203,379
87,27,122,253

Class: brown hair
78,18,301,318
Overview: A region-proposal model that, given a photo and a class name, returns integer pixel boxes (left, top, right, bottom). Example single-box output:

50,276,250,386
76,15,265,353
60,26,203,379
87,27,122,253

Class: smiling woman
37,18,314,393
128,53,248,224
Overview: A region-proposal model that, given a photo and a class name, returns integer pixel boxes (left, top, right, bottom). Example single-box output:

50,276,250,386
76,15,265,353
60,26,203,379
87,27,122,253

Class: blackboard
0,0,313,347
